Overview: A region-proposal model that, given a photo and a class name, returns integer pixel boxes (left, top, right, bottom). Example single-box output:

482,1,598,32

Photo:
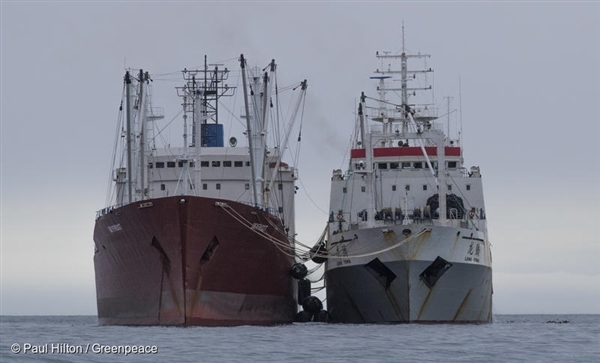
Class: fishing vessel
93,55,308,326
324,38,493,323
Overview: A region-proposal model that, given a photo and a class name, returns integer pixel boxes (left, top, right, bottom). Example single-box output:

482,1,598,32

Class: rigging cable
106,84,126,207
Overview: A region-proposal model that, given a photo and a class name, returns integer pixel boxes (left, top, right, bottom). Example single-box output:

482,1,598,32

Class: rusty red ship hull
93,196,297,326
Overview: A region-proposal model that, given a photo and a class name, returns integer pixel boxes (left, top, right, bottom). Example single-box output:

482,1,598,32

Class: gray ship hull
326,259,492,323
324,224,493,323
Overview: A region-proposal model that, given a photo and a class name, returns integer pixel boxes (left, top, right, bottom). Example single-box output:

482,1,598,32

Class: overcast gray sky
2,1,599,315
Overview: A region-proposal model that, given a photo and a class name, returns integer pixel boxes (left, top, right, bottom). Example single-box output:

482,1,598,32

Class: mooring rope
215,201,431,262
215,202,299,258
325,228,430,260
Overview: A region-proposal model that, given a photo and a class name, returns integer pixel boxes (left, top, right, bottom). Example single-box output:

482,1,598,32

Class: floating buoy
297,279,311,305
290,263,308,279
302,296,323,315
310,242,328,264
314,309,332,323
294,310,313,323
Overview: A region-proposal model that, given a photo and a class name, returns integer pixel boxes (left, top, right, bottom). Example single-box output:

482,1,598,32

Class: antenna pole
459,76,463,155
402,21,405,53
444,96,453,138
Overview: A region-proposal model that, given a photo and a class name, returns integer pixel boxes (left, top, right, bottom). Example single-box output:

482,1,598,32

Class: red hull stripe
350,146,461,159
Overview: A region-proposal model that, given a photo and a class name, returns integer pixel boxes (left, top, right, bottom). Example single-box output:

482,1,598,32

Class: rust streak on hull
94,196,297,326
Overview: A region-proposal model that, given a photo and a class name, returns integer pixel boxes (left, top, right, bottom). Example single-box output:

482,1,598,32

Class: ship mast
138,69,146,200
367,27,448,223
260,62,275,207
240,55,274,208
124,71,133,204
193,70,203,194
252,70,267,207
239,54,259,205
176,57,233,196
358,92,376,227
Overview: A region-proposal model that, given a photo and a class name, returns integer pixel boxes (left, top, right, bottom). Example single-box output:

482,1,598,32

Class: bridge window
390,162,399,169
212,161,221,167
201,161,209,167
414,162,423,169
190,162,195,167
378,162,387,169
155,162,165,168
234,161,243,167
402,162,411,168
167,161,176,168
246,161,251,166
448,161,457,168
148,163,153,169
223,161,232,167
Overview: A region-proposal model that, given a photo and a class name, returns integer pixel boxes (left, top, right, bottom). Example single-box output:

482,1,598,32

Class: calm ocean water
1,315,598,362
